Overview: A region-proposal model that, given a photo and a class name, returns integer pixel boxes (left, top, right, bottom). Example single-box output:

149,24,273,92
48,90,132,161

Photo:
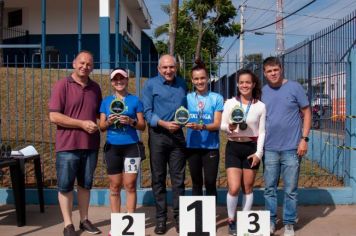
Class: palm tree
186,0,239,61
0,0,4,66
169,0,179,56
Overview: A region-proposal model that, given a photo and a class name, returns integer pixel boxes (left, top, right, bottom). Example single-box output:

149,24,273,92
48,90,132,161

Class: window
8,9,22,28
127,17,132,35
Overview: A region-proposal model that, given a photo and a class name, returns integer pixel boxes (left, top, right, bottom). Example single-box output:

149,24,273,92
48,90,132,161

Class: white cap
110,68,128,80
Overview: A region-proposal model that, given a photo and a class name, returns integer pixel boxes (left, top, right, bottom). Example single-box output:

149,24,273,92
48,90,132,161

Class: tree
244,53,263,64
154,2,220,82
154,0,240,62
155,40,168,55
244,53,263,78
169,0,179,55
0,0,4,66
186,0,240,61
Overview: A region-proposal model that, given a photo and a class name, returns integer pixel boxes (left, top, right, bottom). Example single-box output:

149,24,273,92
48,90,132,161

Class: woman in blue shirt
185,61,224,197
99,68,146,223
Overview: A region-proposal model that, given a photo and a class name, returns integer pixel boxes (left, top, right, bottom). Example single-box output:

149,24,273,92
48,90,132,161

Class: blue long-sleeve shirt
142,74,187,127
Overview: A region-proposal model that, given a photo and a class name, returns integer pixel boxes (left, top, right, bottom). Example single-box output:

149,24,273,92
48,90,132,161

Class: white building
2,0,158,73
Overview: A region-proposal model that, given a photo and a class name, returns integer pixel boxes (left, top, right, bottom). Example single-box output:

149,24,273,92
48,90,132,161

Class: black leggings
187,148,219,197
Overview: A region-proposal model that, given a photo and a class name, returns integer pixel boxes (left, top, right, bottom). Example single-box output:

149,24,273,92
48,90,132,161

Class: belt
229,137,253,142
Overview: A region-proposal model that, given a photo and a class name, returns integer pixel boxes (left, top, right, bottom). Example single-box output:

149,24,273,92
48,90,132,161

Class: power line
244,0,317,32
221,0,317,57
237,0,250,11
221,34,240,58
286,0,356,34
246,5,339,21
222,0,250,59
245,0,267,22
246,1,275,29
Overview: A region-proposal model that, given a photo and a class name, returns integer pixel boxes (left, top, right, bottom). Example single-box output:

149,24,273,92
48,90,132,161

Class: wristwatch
301,136,309,142
201,124,207,130
132,120,137,127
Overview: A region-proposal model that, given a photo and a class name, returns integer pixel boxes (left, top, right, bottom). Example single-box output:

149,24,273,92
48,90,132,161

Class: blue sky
144,0,356,59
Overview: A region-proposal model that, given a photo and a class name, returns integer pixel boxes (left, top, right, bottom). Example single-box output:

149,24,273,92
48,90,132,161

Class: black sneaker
154,221,167,235
79,219,101,234
63,224,76,236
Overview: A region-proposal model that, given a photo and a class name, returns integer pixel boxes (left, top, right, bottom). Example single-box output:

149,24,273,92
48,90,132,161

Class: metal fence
0,58,346,190
280,9,356,183
1,10,355,190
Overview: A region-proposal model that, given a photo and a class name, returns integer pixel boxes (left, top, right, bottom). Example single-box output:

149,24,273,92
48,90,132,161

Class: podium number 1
187,201,210,236
122,215,134,235
180,196,216,236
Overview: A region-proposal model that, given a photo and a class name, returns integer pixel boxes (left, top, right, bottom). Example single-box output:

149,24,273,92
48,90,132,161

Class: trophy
230,105,248,130
109,98,125,129
174,106,190,125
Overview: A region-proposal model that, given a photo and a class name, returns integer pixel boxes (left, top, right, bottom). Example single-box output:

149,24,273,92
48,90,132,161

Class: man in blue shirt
261,57,311,236
142,54,187,234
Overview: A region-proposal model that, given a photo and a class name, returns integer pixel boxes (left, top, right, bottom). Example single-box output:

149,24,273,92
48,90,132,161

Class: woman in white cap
99,68,146,235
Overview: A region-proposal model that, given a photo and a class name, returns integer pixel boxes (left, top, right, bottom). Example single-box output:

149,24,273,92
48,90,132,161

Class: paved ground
1,204,356,235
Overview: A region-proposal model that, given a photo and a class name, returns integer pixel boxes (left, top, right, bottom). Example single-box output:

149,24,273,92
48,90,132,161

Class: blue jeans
56,150,98,193
263,150,301,225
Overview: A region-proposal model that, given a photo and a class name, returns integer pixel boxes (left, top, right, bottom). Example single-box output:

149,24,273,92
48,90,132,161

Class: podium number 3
248,213,260,233
187,200,210,236
122,215,134,235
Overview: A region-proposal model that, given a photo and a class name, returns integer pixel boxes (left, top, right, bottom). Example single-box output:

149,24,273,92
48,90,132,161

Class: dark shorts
56,149,98,193
104,143,141,175
225,141,260,170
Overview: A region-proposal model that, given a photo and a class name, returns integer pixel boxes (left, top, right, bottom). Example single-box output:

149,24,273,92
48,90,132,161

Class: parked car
311,93,331,108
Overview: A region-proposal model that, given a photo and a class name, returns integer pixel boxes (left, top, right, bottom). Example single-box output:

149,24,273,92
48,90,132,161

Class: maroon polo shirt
48,76,102,152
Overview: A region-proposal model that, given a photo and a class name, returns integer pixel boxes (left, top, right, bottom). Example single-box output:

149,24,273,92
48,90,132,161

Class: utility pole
239,3,245,69
276,0,285,55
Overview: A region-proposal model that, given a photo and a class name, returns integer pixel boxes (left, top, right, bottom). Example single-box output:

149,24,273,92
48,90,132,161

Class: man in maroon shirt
49,51,102,236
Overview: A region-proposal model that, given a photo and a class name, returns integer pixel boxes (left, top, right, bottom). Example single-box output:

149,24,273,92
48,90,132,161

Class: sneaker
154,221,167,235
284,224,295,236
228,220,237,236
63,224,76,236
270,223,275,235
79,219,101,234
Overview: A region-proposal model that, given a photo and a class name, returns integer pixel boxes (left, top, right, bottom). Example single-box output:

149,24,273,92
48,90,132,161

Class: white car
311,93,331,108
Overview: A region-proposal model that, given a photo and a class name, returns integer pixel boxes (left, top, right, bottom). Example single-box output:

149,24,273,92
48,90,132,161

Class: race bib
124,157,141,173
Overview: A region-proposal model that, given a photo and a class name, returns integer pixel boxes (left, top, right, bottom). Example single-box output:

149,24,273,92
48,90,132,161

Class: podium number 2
248,213,260,233
122,215,134,235
187,200,210,236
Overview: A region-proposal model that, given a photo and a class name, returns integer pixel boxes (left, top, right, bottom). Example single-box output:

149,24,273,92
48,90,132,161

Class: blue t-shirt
186,91,224,149
142,74,187,127
262,80,309,151
100,94,143,145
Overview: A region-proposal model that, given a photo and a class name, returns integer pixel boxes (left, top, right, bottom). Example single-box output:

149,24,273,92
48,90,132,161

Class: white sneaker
284,224,295,236
270,223,275,235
